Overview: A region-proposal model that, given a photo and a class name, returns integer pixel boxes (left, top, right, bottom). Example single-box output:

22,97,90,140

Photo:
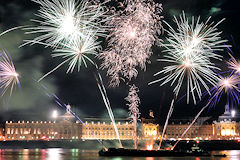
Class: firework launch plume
0,50,20,96
125,84,141,149
99,0,163,87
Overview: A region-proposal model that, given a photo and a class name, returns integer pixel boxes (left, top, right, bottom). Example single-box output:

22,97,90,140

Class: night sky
0,0,240,124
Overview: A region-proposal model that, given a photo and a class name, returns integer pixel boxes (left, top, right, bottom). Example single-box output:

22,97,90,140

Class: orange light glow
146,144,153,150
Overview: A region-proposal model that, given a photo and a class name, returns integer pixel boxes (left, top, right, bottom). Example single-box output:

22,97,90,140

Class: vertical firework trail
94,65,123,148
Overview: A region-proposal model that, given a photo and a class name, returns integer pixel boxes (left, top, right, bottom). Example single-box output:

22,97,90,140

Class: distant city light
232,110,236,117
52,110,58,119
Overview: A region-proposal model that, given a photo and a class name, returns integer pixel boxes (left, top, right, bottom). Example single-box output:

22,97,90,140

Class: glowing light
146,144,153,151
223,79,230,87
183,59,192,67
59,13,77,36
52,110,58,119
231,110,236,117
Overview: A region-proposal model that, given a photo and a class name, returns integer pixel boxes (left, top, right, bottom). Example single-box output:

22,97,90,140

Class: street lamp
52,110,58,119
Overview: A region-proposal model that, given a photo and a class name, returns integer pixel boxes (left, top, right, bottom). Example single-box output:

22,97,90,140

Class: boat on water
99,148,189,157
99,147,211,157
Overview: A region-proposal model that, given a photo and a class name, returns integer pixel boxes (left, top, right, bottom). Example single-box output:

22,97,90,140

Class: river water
0,149,239,160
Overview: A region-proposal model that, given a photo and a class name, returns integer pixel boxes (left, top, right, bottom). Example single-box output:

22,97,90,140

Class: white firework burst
99,0,163,87
24,0,109,48
151,12,227,103
163,12,227,60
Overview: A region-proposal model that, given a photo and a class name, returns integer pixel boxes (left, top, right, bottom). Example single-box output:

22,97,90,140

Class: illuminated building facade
141,110,160,140
82,120,134,140
5,120,82,141
212,105,240,139
5,105,82,141
3,105,240,141
165,122,213,140
165,105,240,140
0,126,4,141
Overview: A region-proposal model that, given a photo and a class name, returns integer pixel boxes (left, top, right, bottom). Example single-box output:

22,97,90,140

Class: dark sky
0,0,240,123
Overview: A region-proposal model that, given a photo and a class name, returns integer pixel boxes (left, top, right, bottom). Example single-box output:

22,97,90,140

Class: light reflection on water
0,149,239,160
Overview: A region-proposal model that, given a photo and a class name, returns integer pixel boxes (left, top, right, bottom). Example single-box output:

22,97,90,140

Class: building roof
218,105,240,122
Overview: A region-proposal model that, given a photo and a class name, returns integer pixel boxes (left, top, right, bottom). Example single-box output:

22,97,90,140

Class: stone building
5,105,82,141
81,119,134,140
166,121,213,140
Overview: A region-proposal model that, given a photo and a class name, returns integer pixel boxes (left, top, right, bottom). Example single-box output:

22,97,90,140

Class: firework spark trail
94,67,123,148
24,0,109,48
158,98,174,150
172,101,210,150
125,84,141,149
0,26,27,37
150,12,227,150
172,74,240,150
0,50,20,96
227,52,240,74
99,0,163,87
38,83,106,148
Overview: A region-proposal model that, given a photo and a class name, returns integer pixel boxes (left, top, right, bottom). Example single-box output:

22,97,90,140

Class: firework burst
151,12,227,103
0,50,20,96
99,0,163,87
24,0,109,48
163,12,227,60
150,12,227,150
208,74,240,108
150,53,219,104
